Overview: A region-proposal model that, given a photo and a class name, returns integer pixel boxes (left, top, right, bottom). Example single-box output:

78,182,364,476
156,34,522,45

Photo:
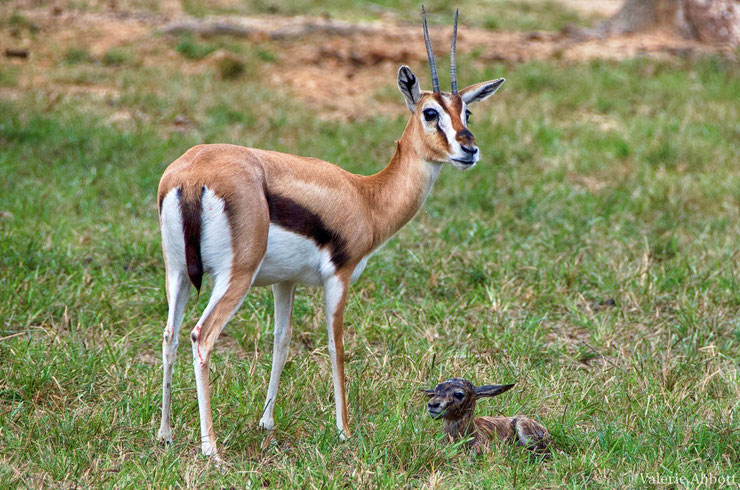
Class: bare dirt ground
557,0,622,16
1,1,735,119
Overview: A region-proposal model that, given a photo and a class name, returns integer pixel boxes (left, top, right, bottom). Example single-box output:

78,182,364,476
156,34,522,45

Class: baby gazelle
421,378,553,455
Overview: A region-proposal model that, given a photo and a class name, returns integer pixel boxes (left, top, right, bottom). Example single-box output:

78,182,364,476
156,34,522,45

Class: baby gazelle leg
513,416,553,454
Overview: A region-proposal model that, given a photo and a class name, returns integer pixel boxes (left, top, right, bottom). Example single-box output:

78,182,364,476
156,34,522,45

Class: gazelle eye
454,392,465,400
465,109,472,123
423,108,438,122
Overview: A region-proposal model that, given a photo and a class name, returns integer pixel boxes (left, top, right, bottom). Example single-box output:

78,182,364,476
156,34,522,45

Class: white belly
252,224,370,287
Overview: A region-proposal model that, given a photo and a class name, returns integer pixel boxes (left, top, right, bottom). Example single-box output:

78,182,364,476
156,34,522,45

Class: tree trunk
578,0,740,45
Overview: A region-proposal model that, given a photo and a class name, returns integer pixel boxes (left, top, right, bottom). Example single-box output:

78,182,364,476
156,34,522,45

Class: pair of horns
422,5,459,94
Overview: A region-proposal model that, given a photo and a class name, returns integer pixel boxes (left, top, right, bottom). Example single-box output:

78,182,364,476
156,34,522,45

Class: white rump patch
200,187,233,279
160,188,186,272
195,187,233,324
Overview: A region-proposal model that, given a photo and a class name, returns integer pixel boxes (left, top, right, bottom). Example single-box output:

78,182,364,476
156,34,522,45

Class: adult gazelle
156,7,504,461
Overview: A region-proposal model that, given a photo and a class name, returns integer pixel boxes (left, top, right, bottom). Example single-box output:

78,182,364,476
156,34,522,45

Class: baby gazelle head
421,378,515,420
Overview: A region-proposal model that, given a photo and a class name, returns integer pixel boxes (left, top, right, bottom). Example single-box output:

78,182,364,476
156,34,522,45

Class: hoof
259,418,274,431
157,428,173,445
201,442,220,461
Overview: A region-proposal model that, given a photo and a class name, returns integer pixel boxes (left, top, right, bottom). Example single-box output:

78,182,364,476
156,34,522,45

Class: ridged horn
421,5,440,93
450,9,459,94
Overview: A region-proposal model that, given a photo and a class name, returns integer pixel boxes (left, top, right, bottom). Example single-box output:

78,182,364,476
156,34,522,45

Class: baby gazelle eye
454,392,465,400
465,109,472,124
423,108,439,122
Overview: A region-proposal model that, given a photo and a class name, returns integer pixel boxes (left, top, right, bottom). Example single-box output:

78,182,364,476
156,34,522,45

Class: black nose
461,145,478,155
457,128,475,146
428,401,441,410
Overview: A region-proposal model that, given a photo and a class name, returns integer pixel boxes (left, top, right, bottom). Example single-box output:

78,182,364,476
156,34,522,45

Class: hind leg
514,417,553,454
185,179,269,461
191,271,256,460
157,269,190,444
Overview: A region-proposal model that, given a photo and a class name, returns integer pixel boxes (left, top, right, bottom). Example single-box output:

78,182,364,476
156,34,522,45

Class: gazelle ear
460,78,505,105
474,383,515,399
419,388,436,398
398,65,422,112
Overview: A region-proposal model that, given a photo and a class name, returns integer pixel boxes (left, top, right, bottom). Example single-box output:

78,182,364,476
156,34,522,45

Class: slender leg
191,272,254,460
259,281,297,431
157,270,190,444
324,274,350,439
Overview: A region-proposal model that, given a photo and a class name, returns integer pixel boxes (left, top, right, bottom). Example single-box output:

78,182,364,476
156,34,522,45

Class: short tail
179,185,204,292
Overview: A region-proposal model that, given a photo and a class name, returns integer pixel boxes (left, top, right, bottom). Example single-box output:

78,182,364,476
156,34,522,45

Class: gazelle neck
443,407,477,443
363,118,444,250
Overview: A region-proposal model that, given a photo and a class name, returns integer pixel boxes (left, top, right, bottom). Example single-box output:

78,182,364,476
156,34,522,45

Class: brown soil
266,22,727,119
1,4,735,119
554,0,622,16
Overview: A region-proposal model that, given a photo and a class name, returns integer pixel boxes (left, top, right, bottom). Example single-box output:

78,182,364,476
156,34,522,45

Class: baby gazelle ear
419,388,436,398
398,65,422,112
460,78,505,106
474,383,515,399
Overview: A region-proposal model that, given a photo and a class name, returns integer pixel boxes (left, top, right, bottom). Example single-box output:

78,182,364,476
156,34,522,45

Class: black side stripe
265,191,349,269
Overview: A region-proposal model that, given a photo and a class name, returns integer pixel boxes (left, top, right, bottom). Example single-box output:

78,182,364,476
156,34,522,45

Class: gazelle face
397,66,505,170
421,378,516,420
397,8,504,170
424,378,476,420
417,92,478,169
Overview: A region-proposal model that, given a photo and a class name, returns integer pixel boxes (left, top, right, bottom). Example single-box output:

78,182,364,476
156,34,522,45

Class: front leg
259,281,297,431
324,274,350,439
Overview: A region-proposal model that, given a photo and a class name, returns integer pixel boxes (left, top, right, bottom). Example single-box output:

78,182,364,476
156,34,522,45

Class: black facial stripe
435,123,450,150
265,191,349,269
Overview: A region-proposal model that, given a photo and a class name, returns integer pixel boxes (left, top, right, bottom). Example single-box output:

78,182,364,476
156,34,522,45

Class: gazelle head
421,378,515,420
398,7,505,170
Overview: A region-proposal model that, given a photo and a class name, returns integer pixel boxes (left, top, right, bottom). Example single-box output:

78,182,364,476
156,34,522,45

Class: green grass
179,0,592,30
101,48,132,66
63,47,93,65
0,65,20,87
175,37,217,61
40,0,598,29
1,5,739,487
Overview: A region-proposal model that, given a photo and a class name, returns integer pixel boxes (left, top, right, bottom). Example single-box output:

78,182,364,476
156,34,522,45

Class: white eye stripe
421,102,444,118
421,101,460,148
422,103,451,129
423,101,467,127
439,111,452,130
